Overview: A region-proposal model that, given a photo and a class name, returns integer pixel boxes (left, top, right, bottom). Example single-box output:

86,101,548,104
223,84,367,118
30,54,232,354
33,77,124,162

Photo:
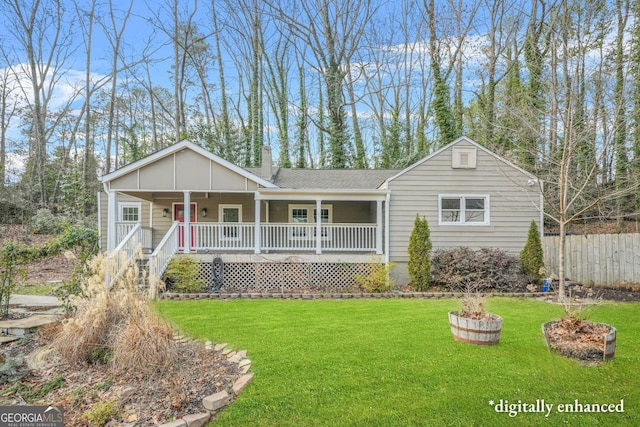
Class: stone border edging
161,291,550,300
156,340,253,427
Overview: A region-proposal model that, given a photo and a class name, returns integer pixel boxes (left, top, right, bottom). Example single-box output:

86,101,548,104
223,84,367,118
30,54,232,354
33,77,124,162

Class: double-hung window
119,202,141,223
439,195,489,225
219,205,242,240
289,205,332,239
117,202,141,243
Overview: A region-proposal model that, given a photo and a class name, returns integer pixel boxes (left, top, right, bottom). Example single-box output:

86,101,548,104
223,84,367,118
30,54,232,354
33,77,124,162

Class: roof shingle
245,167,400,189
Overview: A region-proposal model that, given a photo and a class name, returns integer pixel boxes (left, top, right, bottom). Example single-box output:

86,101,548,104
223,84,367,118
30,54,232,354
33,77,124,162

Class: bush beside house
520,220,545,284
407,215,432,291
430,247,530,292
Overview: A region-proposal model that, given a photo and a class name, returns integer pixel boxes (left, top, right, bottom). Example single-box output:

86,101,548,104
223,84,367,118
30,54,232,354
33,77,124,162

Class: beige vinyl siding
99,193,150,250
149,193,258,249
109,150,259,192
267,201,374,223
388,140,541,284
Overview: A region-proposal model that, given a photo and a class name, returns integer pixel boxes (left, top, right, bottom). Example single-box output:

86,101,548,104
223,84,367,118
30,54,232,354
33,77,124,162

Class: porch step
137,258,151,285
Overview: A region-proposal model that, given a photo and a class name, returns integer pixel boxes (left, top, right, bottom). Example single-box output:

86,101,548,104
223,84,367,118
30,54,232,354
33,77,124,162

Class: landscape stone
232,372,254,395
203,390,230,412
214,343,227,351
238,358,251,368
241,364,251,374
222,348,234,356
183,412,211,427
117,386,136,401
228,354,242,363
158,420,186,427
236,350,247,358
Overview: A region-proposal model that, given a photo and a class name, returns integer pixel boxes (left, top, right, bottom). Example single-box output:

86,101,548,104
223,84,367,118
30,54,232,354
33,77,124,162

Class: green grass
156,298,640,426
14,283,56,295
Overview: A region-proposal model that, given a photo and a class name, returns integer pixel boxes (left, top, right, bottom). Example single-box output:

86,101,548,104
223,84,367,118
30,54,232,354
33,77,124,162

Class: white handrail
105,223,142,290
148,222,180,298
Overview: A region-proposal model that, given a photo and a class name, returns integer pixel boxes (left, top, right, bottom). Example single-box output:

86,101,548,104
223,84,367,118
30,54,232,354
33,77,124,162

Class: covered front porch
109,189,387,255
99,141,391,291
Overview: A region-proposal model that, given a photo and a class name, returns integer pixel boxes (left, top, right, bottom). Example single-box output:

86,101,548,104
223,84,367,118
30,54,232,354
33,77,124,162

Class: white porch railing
321,224,377,252
105,223,143,290
148,222,180,298
192,223,255,251
174,222,378,252
116,222,153,251
261,223,377,252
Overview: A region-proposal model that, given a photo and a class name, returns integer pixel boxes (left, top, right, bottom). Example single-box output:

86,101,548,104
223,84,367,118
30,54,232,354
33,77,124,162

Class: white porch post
254,196,261,254
315,199,322,254
107,190,117,250
376,199,383,255
183,191,191,252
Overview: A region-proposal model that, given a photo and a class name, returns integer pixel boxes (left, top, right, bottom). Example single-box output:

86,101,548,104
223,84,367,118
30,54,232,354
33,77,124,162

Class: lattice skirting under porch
194,260,375,292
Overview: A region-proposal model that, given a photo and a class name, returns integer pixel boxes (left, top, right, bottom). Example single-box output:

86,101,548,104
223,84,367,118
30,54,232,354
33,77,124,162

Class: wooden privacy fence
543,233,640,286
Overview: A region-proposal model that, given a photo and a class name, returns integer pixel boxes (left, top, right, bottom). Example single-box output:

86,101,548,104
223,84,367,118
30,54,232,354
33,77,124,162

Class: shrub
520,220,545,284
164,256,206,293
355,262,395,293
407,214,432,291
431,247,529,292
32,209,67,234
0,354,29,385
84,400,120,426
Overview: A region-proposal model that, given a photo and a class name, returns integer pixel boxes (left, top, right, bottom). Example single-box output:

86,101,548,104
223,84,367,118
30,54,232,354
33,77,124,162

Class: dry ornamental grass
0,249,242,426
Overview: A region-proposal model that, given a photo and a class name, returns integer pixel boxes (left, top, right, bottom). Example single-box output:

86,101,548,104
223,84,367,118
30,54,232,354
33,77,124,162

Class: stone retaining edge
161,291,550,300
156,340,253,427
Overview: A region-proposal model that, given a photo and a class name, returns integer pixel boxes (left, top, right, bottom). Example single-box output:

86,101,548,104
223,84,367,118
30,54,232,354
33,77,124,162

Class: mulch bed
543,318,613,362
0,324,242,426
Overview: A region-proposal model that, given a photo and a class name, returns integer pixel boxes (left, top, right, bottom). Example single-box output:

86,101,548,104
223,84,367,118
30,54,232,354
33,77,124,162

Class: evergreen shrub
407,214,432,291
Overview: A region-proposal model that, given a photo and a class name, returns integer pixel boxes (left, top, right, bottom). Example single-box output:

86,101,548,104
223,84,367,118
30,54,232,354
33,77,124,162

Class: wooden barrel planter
542,321,616,362
448,311,503,345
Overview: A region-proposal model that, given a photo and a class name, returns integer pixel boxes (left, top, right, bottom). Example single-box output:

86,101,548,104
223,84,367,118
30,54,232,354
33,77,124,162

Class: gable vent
452,147,477,169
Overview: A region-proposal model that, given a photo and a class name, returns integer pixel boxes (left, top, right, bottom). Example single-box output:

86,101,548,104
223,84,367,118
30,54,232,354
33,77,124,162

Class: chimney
261,145,273,180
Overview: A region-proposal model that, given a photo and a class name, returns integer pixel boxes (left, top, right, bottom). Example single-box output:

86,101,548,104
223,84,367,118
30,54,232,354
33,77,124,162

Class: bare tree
269,0,375,168
99,0,134,173
0,57,19,189
2,0,78,206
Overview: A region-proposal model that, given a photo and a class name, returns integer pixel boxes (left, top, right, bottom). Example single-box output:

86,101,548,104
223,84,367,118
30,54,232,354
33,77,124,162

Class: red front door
174,203,196,252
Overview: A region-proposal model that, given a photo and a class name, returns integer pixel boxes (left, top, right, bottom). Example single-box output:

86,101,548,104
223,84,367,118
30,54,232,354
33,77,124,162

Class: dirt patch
562,282,640,303
0,224,77,287
0,324,243,426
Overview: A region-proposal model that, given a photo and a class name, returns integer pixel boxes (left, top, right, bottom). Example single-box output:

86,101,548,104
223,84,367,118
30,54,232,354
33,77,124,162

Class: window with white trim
118,202,141,222
288,204,333,238
439,195,489,225
219,204,242,240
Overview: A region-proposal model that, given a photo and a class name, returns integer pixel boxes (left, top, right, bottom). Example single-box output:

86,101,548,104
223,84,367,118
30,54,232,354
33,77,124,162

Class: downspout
539,180,545,239
97,191,102,251
103,182,116,251
385,191,391,265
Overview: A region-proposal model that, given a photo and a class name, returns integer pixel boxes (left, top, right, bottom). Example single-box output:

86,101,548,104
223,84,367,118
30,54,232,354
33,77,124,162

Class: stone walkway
0,294,65,342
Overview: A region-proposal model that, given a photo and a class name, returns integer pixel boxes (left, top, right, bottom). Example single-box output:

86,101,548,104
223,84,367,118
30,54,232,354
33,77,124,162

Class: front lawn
156,298,640,426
